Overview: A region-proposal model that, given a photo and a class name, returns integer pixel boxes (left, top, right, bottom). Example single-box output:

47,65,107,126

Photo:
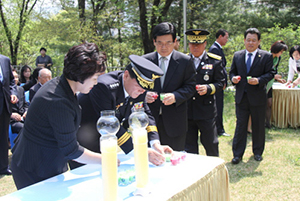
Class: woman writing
265,40,288,128
11,43,107,189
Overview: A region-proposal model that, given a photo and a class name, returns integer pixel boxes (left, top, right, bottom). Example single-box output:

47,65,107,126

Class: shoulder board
207,52,221,60
109,82,120,89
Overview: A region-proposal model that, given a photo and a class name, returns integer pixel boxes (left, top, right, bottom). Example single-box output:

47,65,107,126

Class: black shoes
231,157,242,164
232,155,263,164
0,168,12,175
218,133,231,137
254,155,263,161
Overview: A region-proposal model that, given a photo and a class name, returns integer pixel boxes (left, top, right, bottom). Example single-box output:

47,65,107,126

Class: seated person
19,65,32,86
287,45,300,87
29,68,52,102
69,55,172,170
10,70,28,134
21,67,42,91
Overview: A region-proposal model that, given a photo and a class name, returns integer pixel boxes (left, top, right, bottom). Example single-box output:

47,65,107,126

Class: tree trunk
139,0,174,54
0,0,37,65
78,0,85,21
138,0,153,54
91,0,106,35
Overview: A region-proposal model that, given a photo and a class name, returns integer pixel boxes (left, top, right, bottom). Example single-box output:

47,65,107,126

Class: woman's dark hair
12,69,20,86
20,65,32,83
32,67,42,81
270,40,288,54
289,45,300,59
21,67,42,91
63,42,107,83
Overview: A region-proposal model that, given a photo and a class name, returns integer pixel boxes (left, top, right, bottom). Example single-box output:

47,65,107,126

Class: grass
0,151,16,196
1,91,300,200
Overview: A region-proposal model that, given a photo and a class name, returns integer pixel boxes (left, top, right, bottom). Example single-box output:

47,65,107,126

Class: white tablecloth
0,152,230,201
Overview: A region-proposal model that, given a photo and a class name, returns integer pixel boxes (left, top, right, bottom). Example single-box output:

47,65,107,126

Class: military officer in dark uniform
69,55,172,169
185,29,225,156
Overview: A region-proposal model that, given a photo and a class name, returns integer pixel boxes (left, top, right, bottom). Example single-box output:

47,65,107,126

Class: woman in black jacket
11,43,107,190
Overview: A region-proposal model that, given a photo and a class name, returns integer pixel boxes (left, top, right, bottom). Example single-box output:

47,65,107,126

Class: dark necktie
246,53,252,73
124,96,130,106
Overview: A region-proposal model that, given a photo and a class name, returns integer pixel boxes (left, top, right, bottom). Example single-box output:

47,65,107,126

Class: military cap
185,29,210,44
128,55,163,90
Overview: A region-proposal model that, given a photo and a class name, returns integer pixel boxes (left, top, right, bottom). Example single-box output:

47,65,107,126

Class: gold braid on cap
193,31,202,35
187,35,207,43
131,62,161,89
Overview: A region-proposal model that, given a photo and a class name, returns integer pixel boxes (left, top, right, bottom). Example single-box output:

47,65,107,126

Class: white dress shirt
158,51,173,73
192,51,205,69
287,57,300,82
245,49,258,67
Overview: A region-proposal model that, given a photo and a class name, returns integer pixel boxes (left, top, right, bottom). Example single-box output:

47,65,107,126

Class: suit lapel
153,53,162,90
199,52,209,72
215,43,223,56
239,50,247,75
147,52,162,91
0,59,6,84
249,49,261,73
163,51,178,89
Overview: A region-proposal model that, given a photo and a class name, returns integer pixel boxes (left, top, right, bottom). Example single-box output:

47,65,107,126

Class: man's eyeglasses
155,41,174,47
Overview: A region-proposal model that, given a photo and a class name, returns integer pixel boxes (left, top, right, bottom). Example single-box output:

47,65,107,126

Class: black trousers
0,107,10,173
185,118,219,157
157,115,186,151
215,90,225,134
232,93,266,158
10,121,24,134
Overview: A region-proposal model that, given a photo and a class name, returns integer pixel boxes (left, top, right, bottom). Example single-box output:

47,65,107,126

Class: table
271,82,300,128
0,152,230,201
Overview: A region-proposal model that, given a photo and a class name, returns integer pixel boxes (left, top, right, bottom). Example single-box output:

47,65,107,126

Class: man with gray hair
29,68,52,102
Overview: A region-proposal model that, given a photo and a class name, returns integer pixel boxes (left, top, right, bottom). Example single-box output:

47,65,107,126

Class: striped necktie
160,57,167,87
246,53,252,73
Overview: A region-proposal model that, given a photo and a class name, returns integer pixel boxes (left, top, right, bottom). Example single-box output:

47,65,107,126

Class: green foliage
0,0,300,77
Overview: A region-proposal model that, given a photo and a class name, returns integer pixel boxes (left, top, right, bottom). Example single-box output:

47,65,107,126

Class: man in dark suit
10,70,28,134
0,54,18,175
229,28,274,164
184,29,225,156
209,29,230,137
144,22,196,151
69,55,172,169
29,68,52,102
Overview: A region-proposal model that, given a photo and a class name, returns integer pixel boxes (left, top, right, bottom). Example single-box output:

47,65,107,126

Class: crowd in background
1,22,300,191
